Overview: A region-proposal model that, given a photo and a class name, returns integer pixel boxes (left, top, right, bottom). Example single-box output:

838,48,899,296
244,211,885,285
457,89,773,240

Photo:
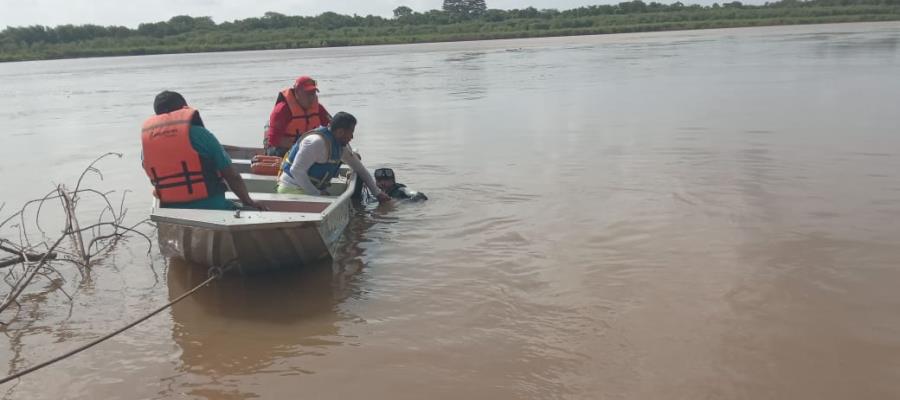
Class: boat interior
149,145,356,229
225,145,354,210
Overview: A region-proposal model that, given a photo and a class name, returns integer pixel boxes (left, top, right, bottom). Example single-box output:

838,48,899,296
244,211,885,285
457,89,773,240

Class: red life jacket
141,108,212,204
278,88,325,141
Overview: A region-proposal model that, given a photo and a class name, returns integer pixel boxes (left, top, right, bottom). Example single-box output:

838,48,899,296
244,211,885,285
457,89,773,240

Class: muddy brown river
1,22,899,399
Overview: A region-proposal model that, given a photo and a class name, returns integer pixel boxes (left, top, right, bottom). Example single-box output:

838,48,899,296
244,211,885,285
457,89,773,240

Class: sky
0,0,741,29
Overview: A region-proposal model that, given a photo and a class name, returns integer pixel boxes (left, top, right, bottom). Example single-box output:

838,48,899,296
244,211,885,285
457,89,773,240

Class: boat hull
152,145,355,274
155,196,350,274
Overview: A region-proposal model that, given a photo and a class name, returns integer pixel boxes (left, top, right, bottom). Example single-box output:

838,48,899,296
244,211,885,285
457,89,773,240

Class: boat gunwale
150,210,320,232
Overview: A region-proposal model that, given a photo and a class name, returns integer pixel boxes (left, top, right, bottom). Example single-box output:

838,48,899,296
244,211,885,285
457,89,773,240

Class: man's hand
222,165,268,211
244,199,268,211
376,192,391,203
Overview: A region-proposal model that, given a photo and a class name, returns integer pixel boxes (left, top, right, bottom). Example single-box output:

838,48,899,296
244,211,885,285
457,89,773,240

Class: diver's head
374,168,396,192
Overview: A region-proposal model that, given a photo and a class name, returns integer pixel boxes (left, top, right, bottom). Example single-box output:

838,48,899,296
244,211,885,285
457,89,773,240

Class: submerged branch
0,153,151,320
0,257,24,269
0,233,67,315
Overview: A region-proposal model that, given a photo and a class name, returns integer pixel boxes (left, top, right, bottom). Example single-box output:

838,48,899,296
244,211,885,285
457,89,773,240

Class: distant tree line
1,0,899,61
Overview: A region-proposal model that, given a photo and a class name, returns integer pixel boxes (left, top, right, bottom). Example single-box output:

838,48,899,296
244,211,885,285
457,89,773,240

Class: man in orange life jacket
141,91,263,210
264,76,332,157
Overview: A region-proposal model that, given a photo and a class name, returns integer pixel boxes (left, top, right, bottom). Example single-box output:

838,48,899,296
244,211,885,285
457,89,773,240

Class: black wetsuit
386,183,427,201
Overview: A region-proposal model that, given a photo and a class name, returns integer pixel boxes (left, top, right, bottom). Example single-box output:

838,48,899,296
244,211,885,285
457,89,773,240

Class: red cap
293,76,319,93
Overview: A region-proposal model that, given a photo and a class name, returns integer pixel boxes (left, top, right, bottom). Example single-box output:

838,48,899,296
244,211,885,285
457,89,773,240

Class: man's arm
266,102,292,148
342,146,389,202
221,166,263,209
289,136,328,194
190,125,264,210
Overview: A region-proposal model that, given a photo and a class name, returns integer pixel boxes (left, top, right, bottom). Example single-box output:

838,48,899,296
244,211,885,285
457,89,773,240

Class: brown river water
1,22,900,399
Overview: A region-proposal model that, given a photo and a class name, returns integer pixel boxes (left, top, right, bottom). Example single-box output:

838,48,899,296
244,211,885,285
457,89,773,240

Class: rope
0,266,227,385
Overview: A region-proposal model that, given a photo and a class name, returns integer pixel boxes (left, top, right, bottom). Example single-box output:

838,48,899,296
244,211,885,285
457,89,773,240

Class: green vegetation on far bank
2,0,899,62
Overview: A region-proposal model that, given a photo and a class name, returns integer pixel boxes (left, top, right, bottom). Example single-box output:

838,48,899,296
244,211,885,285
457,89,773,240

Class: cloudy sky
0,0,738,28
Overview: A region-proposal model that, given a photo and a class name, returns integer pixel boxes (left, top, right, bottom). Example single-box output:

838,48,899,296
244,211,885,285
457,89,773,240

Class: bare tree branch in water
0,233,68,316
0,153,154,323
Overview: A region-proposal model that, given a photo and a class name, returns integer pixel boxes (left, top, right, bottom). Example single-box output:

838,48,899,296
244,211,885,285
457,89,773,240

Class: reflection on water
165,259,341,399
160,202,381,399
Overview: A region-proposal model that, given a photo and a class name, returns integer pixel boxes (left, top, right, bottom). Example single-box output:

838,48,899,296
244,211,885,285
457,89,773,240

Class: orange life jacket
141,108,213,204
250,155,282,176
278,88,325,141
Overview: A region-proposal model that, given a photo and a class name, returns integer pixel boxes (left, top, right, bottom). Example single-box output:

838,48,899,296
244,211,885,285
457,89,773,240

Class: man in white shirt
277,111,390,202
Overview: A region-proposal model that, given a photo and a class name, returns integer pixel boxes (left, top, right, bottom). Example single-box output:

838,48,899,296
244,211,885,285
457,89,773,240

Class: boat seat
240,173,278,193
241,172,278,181
225,192,333,213
238,172,350,196
232,159,252,174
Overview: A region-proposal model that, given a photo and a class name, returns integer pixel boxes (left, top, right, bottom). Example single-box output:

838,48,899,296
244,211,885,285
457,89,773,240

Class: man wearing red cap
264,76,332,157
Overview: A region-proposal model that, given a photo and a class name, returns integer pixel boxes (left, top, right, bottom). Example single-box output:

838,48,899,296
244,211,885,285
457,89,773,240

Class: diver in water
373,168,428,202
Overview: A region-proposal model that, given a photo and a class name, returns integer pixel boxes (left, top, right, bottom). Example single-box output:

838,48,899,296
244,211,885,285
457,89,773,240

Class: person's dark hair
329,111,357,131
153,90,188,115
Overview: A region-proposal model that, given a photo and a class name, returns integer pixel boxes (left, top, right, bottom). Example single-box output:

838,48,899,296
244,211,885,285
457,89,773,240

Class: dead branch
81,220,154,257
117,190,131,223
1,188,64,241
0,257,24,269
0,152,151,322
73,153,122,196
0,240,57,263
0,233,67,315
59,187,87,264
